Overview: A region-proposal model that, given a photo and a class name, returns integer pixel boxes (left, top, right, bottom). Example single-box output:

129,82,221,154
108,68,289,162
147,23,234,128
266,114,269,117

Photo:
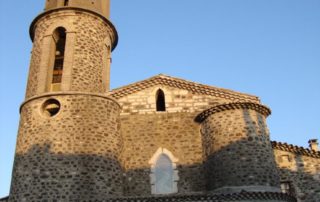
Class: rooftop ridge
110,74,260,103
271,141,320,158
195,102,271,123
97,192,296,202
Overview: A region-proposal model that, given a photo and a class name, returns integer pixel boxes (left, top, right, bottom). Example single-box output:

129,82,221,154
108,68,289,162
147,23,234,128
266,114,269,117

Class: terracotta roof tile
106,192,296,202
271,141,320,158
195,102,271,122
110,74,260,103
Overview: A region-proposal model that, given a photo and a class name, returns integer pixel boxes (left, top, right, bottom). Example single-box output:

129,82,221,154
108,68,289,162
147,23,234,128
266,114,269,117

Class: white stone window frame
148,147,179,195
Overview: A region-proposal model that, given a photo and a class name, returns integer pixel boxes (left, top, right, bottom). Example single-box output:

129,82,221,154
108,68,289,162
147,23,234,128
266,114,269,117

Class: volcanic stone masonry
1,0,319,202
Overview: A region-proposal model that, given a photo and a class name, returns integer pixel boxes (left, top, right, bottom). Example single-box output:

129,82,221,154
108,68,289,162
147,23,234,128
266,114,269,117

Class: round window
42,99,61,117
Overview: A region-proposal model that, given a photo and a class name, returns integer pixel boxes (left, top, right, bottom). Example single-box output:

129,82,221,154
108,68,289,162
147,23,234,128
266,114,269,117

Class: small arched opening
156,89,166,111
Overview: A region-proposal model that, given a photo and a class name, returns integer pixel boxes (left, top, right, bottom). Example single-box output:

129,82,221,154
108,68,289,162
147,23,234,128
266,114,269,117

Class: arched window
51,27,66,91
156,89,166,111
154,154,174,194
149,148,179,195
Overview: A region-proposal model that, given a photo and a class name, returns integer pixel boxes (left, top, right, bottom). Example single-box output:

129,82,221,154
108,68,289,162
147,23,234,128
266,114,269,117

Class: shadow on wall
122,137,315,202
277,154,320,202
123,162,205,196
0,197,9,202
4,107,319,201
8,143,124,201
5,135,318,201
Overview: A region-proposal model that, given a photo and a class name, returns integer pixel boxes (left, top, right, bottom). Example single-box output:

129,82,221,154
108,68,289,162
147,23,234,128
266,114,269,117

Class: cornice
195,102,271,123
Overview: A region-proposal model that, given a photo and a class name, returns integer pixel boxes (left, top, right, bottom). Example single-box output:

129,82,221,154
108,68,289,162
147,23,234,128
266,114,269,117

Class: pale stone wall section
117,85,233,115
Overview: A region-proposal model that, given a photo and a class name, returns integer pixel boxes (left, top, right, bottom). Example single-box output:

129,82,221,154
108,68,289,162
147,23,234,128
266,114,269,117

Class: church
1,0,319,202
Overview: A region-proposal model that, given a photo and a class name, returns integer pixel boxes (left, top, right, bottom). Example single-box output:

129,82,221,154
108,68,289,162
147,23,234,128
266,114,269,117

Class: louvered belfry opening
51,27,66,90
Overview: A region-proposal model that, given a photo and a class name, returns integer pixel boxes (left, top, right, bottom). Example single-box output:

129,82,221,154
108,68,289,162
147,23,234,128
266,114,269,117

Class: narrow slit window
156,89,166,111
51,27,66,91
64,0,69,6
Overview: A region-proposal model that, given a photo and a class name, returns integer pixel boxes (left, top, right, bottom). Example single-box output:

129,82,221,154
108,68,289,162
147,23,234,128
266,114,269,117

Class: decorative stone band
195,102,271,123
104,192,296,202
272,141,320,158
20,92,120,113
29,7,118,51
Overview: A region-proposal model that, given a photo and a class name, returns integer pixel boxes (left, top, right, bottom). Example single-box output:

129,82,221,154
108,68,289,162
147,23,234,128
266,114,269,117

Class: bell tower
9,0,123,201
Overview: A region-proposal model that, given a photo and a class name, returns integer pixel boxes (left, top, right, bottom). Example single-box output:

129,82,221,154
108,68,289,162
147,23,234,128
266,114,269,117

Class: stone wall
198,103,280,193
121,112,204,195
274,149,320,202
9,93,122,201
117,86,224,195
0,197,8,202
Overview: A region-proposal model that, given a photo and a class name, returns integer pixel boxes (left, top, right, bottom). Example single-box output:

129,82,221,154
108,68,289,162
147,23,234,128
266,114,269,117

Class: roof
110,74,260,103
0,196,8,202
195,102,271,123
271,141,320,158
105,192,296,202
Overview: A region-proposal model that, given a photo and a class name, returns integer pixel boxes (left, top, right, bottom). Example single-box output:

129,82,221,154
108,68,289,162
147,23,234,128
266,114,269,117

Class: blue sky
0,0,319,197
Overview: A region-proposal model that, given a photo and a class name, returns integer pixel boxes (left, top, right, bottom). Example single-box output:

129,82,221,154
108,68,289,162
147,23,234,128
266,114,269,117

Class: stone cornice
195,102,271,123
272,141,320,158
110,74,260,103
29,7,118,51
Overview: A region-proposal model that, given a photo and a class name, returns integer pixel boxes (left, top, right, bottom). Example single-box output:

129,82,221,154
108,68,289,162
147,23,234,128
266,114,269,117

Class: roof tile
110,74,260,103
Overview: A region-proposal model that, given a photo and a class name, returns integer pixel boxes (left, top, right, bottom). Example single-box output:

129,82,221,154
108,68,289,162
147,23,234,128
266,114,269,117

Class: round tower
9,1,123,201
196,102,282,194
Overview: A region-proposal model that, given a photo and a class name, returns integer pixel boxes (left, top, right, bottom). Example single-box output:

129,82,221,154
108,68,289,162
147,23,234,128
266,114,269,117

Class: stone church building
1,0,319,202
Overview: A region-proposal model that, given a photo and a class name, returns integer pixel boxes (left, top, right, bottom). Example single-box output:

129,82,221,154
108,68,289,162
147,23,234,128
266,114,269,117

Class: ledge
20,91,120,113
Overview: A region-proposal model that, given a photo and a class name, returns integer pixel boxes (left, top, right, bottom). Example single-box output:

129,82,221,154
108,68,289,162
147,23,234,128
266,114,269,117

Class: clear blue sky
0,0,319,197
